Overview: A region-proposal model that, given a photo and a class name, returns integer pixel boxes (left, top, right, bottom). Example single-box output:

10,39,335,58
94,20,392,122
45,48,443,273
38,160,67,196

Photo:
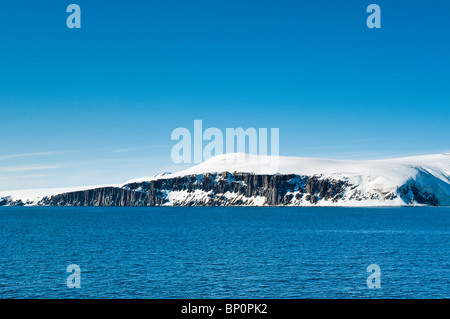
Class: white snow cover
127,153,450,187
1,153,450,206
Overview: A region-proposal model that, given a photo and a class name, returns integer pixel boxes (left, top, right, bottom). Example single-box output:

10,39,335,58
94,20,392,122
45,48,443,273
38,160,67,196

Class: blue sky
1,0,449,190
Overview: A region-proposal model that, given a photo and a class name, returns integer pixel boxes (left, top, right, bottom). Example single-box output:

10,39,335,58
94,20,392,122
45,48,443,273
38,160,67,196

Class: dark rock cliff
0,172,441,206
3,173,349,207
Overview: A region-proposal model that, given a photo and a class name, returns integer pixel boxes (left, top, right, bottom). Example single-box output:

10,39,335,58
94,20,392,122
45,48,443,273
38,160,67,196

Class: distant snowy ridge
1,153,450,207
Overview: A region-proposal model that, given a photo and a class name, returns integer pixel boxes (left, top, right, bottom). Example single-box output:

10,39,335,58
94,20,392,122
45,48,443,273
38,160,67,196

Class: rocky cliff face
0,172,441,207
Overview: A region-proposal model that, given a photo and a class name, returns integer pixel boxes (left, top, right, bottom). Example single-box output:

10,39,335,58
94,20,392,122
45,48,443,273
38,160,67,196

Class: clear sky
1,0,449,191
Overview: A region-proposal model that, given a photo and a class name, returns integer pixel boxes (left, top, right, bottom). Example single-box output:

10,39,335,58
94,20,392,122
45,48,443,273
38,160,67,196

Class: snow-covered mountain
1,153,450,207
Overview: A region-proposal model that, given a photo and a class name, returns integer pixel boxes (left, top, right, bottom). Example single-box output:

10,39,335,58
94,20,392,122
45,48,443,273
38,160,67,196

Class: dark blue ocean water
0,207,448,299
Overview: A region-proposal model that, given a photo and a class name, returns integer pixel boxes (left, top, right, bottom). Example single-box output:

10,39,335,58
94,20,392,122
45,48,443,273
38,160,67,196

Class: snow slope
127,153,450,191
125,153,450,206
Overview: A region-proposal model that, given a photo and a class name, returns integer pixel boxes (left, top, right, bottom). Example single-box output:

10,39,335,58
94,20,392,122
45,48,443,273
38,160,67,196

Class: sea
0,207,448,299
